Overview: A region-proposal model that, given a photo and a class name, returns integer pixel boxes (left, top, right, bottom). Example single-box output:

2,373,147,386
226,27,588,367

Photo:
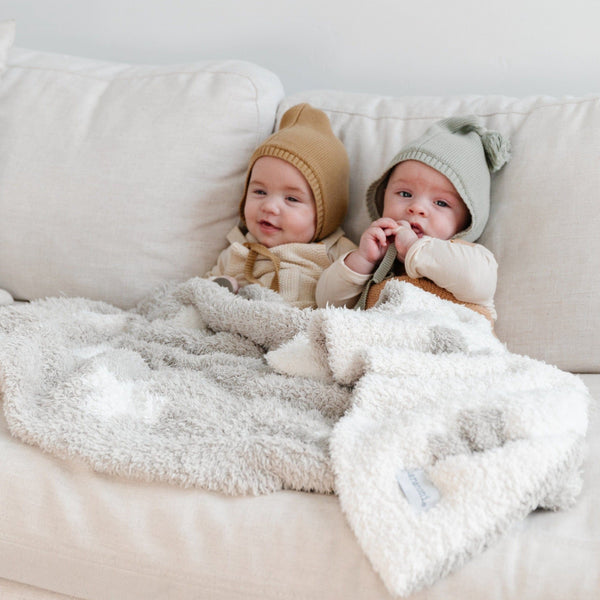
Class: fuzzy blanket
0,277,590,597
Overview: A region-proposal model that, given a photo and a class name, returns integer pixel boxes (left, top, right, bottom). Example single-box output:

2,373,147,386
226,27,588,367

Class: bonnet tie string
355,244,397,310
243,243,281,292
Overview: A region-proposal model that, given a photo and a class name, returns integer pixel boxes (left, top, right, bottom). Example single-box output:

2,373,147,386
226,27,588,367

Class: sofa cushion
0,45,283,308
278,92,600,373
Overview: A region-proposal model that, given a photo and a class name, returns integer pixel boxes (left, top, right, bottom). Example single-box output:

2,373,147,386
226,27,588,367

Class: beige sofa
0,20,598,600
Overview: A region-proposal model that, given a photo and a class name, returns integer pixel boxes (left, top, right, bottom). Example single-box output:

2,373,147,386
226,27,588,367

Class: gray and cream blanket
0,277,590,597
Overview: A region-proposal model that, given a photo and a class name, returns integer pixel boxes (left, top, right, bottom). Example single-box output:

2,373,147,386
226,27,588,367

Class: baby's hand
345,218,400,274
393,220,419,261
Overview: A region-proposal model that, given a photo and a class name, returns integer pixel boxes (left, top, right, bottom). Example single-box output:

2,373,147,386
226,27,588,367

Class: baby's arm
206,245,240,293
316,253,371,308
205,248,228,278
316,218,398,308
404,238,497,307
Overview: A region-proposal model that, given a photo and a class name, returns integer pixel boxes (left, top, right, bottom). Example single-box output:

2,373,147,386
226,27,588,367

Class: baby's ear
0,289,14,305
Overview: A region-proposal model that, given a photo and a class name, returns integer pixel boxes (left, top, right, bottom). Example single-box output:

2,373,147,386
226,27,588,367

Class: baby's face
382,161,470,240
244,157,316,247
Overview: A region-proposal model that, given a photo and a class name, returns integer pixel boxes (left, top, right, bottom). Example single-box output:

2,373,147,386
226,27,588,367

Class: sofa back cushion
0,45,283,308
277,92,600,373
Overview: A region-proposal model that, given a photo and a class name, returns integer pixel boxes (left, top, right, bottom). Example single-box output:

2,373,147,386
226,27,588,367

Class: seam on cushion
6,63,263,86
311,95,600,123
6,63,268,148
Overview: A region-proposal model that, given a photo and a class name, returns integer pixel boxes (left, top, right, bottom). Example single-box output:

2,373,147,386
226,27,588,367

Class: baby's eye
397,191,411,198
435,199,449,208
252,188,266,196
286,196,300,203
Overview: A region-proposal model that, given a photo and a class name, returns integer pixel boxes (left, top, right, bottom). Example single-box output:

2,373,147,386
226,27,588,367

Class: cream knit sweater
207,226,357,309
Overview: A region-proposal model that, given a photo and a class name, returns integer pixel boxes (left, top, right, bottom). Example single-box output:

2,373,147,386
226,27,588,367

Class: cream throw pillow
0,43,283,308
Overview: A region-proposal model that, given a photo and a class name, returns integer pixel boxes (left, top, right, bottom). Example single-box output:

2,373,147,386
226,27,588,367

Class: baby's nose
408,200,427,215
262,196,281,213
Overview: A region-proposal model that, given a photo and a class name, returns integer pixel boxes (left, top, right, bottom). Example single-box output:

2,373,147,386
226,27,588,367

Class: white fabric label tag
396,468,440,513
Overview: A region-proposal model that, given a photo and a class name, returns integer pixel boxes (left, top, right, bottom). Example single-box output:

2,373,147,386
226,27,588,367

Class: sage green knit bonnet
366,116,511,242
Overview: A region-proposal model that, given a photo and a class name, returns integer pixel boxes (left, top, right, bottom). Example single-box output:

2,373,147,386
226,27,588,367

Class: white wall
1,0,599,97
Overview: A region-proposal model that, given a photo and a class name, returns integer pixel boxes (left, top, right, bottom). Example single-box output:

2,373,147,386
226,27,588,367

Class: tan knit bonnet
239,103,349,242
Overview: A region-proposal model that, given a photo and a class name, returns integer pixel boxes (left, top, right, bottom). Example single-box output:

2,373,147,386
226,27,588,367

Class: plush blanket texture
0,278,589,597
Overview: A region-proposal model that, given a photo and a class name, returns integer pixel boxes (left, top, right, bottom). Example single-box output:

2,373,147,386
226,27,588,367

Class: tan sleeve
315,252,372,308
404,237,497,308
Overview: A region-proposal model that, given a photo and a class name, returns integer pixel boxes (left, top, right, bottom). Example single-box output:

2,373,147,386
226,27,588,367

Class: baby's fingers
372,217,400,230
370,226,389,246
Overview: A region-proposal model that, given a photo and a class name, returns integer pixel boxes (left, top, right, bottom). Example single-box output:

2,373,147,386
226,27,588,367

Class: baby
316,116,511,319
207,103,356,309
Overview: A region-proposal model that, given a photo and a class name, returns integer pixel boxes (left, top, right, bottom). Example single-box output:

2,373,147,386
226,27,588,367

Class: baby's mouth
410,223,424,237
258,219,281,232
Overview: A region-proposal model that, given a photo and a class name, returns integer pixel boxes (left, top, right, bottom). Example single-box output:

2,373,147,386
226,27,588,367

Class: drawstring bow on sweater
243,243,281,292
